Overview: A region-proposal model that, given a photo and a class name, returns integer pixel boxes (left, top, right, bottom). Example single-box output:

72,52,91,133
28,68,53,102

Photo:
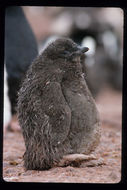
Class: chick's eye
63,50,69,55
60,50,70,57
57,50,69,59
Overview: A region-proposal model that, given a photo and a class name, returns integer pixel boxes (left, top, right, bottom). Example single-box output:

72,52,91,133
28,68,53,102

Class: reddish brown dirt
3,87,122,183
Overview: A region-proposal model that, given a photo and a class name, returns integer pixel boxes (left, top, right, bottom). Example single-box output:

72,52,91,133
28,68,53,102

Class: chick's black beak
68,46,89,60
79,46,89,53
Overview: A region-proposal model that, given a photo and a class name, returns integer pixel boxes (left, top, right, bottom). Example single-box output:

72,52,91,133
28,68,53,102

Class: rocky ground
3,87,122,183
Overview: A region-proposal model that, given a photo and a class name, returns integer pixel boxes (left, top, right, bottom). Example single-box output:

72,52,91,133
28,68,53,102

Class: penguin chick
17,37,101,170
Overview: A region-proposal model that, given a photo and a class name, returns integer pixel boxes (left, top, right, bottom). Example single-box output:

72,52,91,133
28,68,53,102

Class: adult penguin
5,6,38,130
